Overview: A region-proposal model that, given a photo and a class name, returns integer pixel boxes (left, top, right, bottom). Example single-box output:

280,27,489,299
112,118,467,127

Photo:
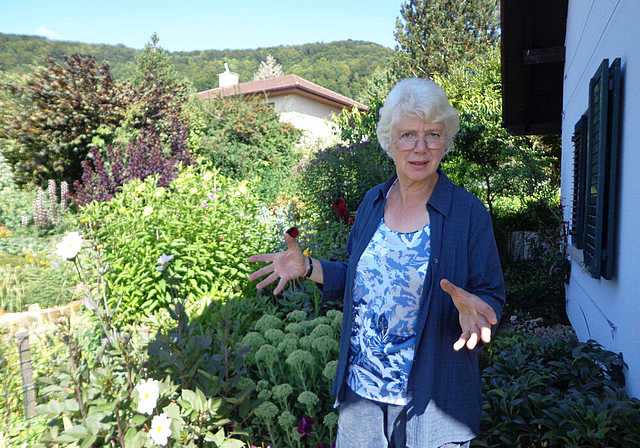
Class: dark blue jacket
319,170,505,437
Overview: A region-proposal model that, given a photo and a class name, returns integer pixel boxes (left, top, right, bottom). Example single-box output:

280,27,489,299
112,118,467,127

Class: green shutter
602,58,621,280
571,114,588,249
581,58,622,280
584,59,609,278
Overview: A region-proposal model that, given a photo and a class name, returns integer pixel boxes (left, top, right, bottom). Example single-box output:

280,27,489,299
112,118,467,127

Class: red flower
297,417,315,436
333,199,348,218
286,226,299,238
348,216,355,225
332,199,346,211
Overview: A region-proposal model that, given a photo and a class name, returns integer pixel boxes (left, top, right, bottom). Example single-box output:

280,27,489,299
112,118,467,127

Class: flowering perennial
135,378,160,415
149,412,172,446
55,232,84,260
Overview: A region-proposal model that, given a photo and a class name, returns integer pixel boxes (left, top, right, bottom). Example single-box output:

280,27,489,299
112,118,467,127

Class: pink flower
348,216,355,225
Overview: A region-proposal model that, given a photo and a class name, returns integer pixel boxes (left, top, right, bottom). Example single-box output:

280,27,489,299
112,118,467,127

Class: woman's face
389,114,446,187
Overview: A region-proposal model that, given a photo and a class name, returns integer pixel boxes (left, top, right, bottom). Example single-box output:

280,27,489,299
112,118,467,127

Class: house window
570,58,621,280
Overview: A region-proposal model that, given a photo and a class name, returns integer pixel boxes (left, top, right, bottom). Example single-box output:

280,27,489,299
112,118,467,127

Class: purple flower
297,417,315,436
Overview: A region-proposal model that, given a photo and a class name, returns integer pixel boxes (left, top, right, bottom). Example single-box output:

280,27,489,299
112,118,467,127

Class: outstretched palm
248,233,307,294
440,278,498,351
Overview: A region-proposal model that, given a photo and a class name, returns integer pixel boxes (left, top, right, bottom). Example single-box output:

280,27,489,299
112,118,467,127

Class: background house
501,0,640,397
194,68,368,146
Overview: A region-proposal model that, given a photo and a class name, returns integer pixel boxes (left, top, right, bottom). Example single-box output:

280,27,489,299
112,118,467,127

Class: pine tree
253,55,284,80
393,0,500,78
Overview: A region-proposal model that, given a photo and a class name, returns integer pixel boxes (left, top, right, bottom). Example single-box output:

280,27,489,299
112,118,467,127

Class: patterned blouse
346,216,430,405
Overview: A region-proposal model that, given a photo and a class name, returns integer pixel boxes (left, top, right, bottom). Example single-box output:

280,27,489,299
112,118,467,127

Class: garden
2,5,640,446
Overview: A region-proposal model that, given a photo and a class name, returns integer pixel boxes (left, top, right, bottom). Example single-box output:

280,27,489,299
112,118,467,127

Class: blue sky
0,0,402,52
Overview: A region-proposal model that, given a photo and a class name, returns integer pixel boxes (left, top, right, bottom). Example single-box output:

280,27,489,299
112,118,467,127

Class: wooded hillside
0,33,393,99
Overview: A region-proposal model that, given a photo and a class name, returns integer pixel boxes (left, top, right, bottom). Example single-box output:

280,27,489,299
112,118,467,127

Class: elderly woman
248,78,505,448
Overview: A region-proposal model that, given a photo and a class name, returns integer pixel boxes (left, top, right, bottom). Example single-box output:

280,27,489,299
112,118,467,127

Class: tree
125,33,188,133
253,54,284,80
393,0,500,78
435,47,560,217
0,54,131,186
189,94,301,205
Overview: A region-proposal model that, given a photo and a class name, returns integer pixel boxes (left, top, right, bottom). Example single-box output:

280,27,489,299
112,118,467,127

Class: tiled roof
194,74,368,111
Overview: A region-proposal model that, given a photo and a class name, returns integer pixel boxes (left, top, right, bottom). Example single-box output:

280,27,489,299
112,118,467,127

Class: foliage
0,248,79,313
189,95,301,205
236,308,342,448
435,47,560,217
0,33,393,99
332,99,383,147
0,326,69,447
76,167,274,327
253,55,284,80
0,181,35,230
0,32,137,78
393,0,500,78
124,34,190,136
329,65,396,146
499,203,570,325
475,332,640,447
72,118,194,206
33,315,246,447
295,141,395,257
171,39,392,99
0,54,131,187
129,34,183,90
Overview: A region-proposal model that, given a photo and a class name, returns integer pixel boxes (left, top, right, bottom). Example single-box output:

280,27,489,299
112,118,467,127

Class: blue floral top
347,217,430,405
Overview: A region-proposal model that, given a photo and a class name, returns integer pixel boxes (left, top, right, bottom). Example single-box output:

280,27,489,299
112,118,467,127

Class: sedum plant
237,309,342,448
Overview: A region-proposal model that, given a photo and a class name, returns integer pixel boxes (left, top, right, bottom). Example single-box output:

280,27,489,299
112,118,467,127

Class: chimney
218,62,239,87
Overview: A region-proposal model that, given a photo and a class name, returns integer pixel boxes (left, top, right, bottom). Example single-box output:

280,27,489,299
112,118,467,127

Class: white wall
271,94,342,146
561,0,640,397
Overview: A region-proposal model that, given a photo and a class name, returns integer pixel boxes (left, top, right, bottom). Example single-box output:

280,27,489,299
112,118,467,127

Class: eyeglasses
393,132,445,151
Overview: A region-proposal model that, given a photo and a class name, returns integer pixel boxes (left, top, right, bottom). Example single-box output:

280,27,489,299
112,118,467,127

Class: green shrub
475,332,640,447
296,141,394,226
76,166,275,326
189,95,302,206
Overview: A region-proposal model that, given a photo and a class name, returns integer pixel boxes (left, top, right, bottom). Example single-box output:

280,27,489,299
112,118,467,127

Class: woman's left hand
440,278,498,351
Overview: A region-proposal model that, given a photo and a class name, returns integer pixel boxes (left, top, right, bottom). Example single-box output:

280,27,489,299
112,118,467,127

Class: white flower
55,232,84,260
149,412,172,446
155,253,174,272
135,378,159,415
143,206,154,217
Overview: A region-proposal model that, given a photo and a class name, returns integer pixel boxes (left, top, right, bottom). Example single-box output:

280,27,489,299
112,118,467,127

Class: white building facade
561,1,640,397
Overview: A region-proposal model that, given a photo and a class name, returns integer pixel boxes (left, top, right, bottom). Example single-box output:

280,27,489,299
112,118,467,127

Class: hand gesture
440,278,498,351
248,232,307,294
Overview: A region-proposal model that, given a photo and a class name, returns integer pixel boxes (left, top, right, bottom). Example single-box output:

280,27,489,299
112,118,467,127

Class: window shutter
571,114,588,249
580,58,621,280
583,59,610,278
602,58,621,280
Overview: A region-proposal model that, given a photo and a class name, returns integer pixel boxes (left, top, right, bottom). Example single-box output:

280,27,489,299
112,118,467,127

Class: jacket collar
375,169,453,218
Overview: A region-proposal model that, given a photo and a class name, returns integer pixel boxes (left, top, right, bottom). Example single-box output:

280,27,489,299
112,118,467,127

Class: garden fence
1,325,69,441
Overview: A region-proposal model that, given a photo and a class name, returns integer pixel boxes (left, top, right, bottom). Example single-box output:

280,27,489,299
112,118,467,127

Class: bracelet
304,257,314,278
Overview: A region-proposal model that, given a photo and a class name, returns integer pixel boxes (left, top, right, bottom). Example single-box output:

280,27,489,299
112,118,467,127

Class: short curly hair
377,78,460,155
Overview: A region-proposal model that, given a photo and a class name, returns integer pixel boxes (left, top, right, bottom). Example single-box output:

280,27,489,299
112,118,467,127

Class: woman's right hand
247,232,308,294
